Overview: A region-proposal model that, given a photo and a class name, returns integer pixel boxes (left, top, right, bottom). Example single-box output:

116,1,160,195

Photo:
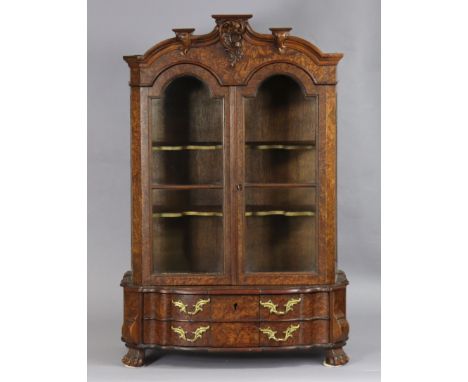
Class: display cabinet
121,15,349,367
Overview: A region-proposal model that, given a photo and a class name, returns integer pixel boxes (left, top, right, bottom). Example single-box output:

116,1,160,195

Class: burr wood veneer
121,14,349,367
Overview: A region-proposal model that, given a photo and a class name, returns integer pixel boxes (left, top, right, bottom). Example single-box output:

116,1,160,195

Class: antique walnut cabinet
121,15,349,367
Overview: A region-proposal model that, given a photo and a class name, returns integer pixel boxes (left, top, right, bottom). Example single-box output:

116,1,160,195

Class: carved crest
213,15,251,67
270,28,292,54
173,28,195,55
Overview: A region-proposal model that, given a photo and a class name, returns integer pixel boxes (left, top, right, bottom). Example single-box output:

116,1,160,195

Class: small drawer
169,321,211,347
259,294,302,320
169,294,212,321
210,295,259,321
258,321,303,347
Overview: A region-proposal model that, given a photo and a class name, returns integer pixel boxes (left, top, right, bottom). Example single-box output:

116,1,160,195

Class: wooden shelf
153,207,315,218
246,141,315,150
246,210,314,217
151,184,223,190
245,182,317,189
153,211,223,218
152,143,223,151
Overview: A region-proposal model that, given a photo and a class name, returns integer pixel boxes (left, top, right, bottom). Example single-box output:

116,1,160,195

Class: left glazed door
141,65,232,285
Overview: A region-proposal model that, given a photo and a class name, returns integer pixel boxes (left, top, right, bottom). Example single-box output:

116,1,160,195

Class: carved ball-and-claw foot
122,347,145,367
323,347,349,367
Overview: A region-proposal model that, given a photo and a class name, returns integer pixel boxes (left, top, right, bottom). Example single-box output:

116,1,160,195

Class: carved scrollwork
215,17,248,67
173,28,195,55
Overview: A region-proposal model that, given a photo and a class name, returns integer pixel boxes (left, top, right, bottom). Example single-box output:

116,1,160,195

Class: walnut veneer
121,14,349,367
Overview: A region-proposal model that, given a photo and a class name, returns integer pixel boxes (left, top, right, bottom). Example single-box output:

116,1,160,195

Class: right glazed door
238,67,327,285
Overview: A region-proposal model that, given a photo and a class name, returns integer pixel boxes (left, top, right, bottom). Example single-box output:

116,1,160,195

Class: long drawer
143,292,329,322
143,320,329,347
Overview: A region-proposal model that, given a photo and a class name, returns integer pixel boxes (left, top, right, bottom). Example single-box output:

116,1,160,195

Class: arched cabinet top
148,64,227,98
240,63,318,97
124,14,342,87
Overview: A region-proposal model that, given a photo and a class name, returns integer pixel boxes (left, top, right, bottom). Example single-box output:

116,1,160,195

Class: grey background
88,0,380,381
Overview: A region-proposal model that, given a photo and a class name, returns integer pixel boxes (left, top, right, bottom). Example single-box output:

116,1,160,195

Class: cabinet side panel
130,87,142,283
318,86,337,283
122,290,142,344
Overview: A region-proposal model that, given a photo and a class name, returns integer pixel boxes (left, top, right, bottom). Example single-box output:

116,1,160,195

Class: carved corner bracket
270,28,292,54
173,28,195,55
213,14,252,67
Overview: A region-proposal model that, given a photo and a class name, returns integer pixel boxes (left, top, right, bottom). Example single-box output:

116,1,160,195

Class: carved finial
173,28,195,55
270,28,292,54
212,15,252,67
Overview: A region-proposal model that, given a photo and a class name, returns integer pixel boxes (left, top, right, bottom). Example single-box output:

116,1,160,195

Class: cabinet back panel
244,75,317,142
152,217,223,274
245,216,317,273
151,76,223,143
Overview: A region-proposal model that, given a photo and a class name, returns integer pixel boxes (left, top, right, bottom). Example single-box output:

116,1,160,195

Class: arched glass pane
243,75,318,273
150,76,224,274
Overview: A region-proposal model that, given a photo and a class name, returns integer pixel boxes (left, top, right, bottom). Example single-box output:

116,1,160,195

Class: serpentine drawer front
142,320,330,347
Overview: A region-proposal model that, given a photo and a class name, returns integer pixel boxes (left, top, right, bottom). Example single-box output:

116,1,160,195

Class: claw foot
324,347,349,367
122,347,145,367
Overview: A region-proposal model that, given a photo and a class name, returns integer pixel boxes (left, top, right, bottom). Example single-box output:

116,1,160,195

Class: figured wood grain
122,14,347,366
210,296,259,321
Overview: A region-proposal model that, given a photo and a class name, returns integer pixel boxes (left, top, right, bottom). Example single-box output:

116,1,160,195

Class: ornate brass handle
259,324,301,342
172,298,210,315
259,297,301,315
171,325,210,342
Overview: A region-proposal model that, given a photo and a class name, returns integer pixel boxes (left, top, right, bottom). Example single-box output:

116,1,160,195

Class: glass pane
245,146,316,183
244,75,317,184
152,149,222,185
244,75,318,273
245,188,317,273
152,77,223,143
150,76,224,275
152,189,223,274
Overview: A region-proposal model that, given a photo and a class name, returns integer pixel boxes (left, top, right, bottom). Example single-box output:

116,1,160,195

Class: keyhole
233,303,238,311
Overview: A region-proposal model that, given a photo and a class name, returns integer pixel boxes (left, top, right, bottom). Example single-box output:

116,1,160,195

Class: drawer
259,294,302,320
144,294,259,322
210,295,259,321
143,319,330,347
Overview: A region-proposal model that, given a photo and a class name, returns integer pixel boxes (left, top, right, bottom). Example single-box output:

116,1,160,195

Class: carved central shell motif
218,20,247,67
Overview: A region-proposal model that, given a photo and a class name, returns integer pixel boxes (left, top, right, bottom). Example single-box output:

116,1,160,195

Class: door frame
235,63,336,285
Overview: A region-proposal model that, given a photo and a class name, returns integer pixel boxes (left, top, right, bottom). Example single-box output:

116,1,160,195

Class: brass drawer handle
259,324,300,342
172,298,210,315
259,297,301,315
171,325,210,343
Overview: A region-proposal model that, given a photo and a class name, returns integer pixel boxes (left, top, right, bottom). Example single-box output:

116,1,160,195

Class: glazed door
144,65,232,285
236,64,334,285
